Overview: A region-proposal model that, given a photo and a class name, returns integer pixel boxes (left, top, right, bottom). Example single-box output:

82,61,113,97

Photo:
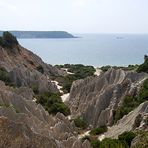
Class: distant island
0,31,76,38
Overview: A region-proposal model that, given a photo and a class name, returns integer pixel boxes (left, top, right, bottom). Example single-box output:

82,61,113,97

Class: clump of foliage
127,64,139,71
36,92,70,116
81,135,91,143
100,65,111,72
98,138,127,148
114,78,148,122
88,131,136,148
0,67,11,84
0,31,18,48
36,65,44,74
139,78,148,100
137,56,148,73
53,64,95,93
118,131,136,147
62,64,95,79
73,117,87,129
90,126,107,135
31,84,39,94
90,140,101,148
0,67,15,87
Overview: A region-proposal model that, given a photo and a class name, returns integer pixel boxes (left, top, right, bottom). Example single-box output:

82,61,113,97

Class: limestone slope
68,68,148,127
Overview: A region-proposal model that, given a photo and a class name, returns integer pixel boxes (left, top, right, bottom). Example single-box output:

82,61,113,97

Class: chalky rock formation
68,68,148,127
0,81,90,148
0,42,65,93
105,101,148,138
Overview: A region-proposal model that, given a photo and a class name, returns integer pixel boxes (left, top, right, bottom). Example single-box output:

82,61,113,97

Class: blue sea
19,34,148,67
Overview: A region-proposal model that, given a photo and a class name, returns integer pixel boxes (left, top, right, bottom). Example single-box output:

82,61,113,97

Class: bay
19,34,148,67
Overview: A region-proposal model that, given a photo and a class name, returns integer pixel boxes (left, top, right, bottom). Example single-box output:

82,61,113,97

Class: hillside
0,32,147,148
0,31,75,38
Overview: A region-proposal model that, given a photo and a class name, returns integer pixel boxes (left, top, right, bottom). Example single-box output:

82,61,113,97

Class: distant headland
0,31,76,39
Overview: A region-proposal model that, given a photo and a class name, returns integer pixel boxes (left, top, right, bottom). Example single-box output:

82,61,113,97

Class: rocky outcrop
0,81,90,148
68,68,148,127
9,65,59,93
105,101,148,138
0,40,66,93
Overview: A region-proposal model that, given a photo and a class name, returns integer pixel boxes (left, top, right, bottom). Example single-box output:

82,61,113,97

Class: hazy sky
0,0,148,33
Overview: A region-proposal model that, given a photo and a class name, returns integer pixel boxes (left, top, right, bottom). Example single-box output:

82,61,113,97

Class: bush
54,64,95,93
114,79,148,122
100,65,111,72
31,84,39,94
137,58,148,73
118,131,136,147
0,31,18,48
74,117,87,129
0,67,12,86
36,65,44,74
138,78,148,101
99,138,127,148
81,135,91,143
36,92,70,116
90,140,100,148
90,126,107,135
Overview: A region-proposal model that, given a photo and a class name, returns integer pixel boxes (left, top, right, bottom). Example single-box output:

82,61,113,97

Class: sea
18,34,148,67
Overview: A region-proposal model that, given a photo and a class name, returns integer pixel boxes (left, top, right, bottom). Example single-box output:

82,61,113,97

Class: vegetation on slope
73,117,87,129
90,126,107,135
81,131,136,148
100,64,139,72
114,78,148,123
36,92,70,116
36,65,44,74
131,130,148,148
137,55,148,73
52,64,95,93
0,67,15,87
0,31,18,48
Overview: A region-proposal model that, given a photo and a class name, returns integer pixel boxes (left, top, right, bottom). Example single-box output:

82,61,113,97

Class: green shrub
90,126,107,135
0,37,5,46
36,65,44,74
138,78,148,101
31,84,39,94
81,135,91,143
99,138,127,148
53,64,95,93
74,117,87,129
127,64,139,71
118,131,136,147
36,92,70,116
100,65,111,72
137,58,148,73
0,32,18,48
114,78,148,122
90,140,100,148
0,67,11,85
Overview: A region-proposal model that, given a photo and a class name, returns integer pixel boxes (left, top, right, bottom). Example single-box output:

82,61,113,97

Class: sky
0,0,148,33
